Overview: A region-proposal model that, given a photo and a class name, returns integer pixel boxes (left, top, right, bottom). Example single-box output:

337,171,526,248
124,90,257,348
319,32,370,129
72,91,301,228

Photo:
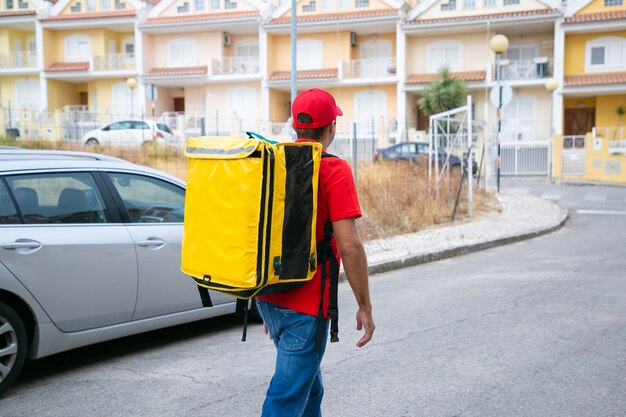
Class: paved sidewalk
361,189,568,276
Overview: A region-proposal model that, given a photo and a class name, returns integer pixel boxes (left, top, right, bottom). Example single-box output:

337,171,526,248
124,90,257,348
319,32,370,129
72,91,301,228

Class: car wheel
85,138,99,146
0,302,28,396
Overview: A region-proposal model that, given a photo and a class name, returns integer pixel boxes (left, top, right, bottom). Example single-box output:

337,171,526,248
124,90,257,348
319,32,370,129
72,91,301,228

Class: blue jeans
256,300,329,417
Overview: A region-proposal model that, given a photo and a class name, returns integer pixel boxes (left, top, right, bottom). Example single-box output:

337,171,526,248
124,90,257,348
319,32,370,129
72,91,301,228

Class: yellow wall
564,31,626,76
0,28,36,52
579,0,626,14
564,97,596,110
268,88,291,121
0,0,36,11
42,29,133,66
268,32,386,74
46,80,80,110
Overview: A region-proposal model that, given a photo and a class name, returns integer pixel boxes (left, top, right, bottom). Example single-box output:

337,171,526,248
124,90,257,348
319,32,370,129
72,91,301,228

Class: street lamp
490,34,509,193
126,77,137,119
545,78,558,181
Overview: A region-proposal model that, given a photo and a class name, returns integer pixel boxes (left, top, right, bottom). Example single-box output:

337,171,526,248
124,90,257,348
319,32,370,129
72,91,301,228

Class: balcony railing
210,56,260,76
500,58,553,81
92,53,136,71
342,58,397,79
0,51,37,69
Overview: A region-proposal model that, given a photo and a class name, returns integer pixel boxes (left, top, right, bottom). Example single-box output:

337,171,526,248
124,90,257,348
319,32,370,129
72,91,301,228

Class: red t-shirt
256,139,362,317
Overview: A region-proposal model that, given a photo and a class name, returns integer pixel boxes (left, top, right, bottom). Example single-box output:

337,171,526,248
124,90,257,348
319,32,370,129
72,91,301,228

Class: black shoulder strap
314,221,340,350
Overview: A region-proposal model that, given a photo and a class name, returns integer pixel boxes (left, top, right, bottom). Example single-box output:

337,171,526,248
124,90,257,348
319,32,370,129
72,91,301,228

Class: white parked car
81,120,175,147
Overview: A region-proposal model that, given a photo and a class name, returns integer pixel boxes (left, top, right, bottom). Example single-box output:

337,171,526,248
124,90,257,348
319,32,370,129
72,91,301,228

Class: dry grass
6,140,497,241
356,160,496,241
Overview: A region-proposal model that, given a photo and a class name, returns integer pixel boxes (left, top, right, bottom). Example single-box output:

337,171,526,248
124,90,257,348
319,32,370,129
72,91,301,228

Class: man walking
256,88,375,417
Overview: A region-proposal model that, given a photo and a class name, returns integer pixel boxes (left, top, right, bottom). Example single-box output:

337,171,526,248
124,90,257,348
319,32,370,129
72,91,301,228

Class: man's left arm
332,217,375,348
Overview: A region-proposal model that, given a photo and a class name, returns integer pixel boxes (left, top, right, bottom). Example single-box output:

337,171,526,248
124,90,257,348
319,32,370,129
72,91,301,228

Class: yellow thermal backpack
181,134,340,346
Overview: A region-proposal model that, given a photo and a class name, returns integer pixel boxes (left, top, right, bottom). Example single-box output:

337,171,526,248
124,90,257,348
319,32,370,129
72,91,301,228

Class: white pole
467,95,473,218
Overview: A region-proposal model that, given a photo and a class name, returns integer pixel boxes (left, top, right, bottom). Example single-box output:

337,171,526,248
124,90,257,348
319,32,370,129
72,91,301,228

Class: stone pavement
360,189,568,277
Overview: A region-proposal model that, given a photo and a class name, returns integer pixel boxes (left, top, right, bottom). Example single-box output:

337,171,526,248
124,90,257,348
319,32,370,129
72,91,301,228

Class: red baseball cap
292,88,343,129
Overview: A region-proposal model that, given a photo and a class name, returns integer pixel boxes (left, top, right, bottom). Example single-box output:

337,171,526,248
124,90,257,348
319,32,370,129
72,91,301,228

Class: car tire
85,138,99,146
0,302,28,396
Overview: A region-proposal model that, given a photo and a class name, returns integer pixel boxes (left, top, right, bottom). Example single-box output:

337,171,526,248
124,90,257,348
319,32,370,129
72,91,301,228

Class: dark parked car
373,142,477,174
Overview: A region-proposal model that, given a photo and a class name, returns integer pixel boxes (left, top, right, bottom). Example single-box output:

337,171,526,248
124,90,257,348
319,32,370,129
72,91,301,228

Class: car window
156,123,173,134
0,180,20,224
417,143,429,154
5,173,109,224
106,172,185,223
133,121,150,130
109,121,133,130
398,144,411,155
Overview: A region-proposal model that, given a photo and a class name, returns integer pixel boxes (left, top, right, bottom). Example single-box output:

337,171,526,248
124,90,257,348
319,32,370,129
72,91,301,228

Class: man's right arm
332,217,375,348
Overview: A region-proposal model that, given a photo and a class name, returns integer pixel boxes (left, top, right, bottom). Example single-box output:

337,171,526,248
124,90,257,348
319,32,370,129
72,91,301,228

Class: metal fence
561,135,586,177
499,140,550,176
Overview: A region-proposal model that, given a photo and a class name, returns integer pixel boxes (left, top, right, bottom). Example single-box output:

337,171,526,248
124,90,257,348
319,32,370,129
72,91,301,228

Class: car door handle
137,238,166,249
1,240,42,250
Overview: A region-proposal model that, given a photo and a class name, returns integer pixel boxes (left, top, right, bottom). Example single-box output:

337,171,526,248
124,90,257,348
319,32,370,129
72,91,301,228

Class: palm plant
417,67,467,117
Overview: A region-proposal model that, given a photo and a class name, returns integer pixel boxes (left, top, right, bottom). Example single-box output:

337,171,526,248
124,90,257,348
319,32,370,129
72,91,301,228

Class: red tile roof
40,10,136,21
269,9,399,25
406,71,486,84
45,62,90,72
144,66,208,77
408,8,558,25
564,73,626,87
564,10,626,24
145,10,260,24
0,10,36,17
269,69,338,81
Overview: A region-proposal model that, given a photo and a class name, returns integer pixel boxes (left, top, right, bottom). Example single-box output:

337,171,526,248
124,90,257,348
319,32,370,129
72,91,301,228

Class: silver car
0,149,237,395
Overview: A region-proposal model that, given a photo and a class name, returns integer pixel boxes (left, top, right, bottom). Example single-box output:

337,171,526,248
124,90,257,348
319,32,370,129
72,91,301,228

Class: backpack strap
314,220,339,350
197,285,213,307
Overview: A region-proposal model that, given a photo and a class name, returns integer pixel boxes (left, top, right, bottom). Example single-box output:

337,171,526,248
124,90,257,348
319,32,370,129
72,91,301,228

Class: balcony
92,53,136,71
500,57,553,81
342,58,397,79
209,56,260,77
0,51,37,69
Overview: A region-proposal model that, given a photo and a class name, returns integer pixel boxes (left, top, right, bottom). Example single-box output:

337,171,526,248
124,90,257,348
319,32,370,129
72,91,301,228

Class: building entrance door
564,108,595,136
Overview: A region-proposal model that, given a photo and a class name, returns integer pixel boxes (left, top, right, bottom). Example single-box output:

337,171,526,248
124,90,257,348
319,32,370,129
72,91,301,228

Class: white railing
609,139,626,154
92,53,135,71
501,58,553,81
210,56,260,76
342,58,397,79
0,51,37,69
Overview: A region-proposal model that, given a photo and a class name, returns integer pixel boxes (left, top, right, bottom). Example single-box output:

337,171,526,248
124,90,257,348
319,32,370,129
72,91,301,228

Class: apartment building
1,0,625,182
555,0,626,183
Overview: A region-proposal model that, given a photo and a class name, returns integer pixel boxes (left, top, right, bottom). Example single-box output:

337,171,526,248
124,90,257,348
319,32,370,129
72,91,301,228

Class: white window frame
122,37,135,65
427,40,461,72
585,37,626,72
297,39,323,70
168,38,196,67
483,0,495,6
64,35,91,63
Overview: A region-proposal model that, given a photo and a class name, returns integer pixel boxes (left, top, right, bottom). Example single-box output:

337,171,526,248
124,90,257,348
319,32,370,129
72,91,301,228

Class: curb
350,208,570,279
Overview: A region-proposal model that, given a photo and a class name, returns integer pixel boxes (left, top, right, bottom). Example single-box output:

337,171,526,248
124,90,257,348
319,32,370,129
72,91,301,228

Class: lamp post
126,77,137,119
490,34,509,193
545,78,558,181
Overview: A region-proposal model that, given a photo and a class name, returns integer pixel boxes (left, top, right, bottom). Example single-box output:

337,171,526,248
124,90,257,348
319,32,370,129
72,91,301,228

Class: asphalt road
1,179,624,417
